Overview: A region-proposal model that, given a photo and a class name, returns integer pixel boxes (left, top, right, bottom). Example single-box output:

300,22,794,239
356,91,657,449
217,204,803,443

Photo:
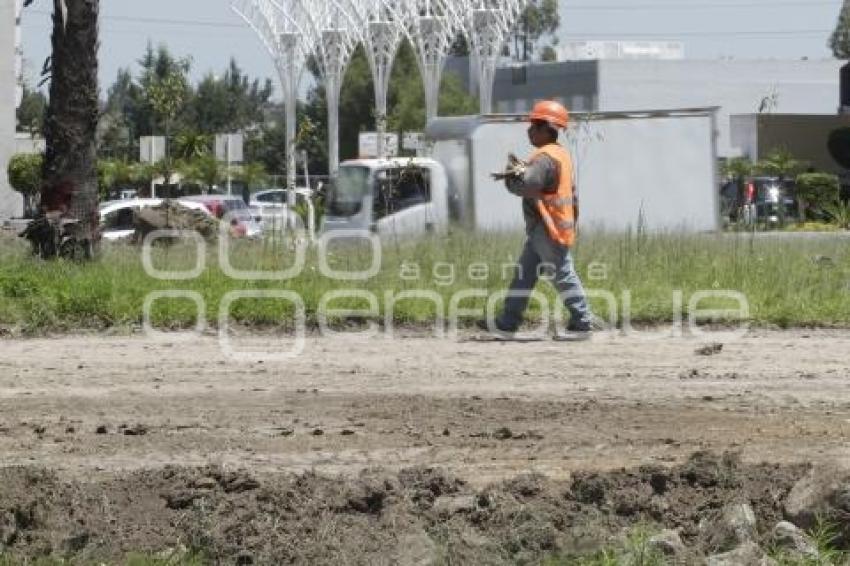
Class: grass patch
769,520,849,565
1,229,849,333
543,526,669,565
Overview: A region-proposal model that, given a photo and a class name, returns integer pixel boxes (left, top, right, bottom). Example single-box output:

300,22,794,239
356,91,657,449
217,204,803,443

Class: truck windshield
373,166,431,220
327,166,369,216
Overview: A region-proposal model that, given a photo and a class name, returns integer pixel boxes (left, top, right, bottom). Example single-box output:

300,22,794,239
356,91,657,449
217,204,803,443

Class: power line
566,30,832,38
20,7,834,40
23,1,841,31
21,19,830,40
26,9,247,29
566,1,840,9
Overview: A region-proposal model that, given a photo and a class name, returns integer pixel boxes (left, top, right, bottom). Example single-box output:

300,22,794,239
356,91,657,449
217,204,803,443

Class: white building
481,58,843,158
1,0,25,219
559,41,684,61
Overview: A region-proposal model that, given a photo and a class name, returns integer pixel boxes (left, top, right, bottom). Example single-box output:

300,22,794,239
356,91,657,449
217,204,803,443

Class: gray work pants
498,223,592,330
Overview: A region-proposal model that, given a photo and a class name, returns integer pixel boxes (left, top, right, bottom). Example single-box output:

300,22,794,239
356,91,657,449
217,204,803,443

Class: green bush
7,153,43,215
795,172,840,220
6,153,42,197
825,200,850,230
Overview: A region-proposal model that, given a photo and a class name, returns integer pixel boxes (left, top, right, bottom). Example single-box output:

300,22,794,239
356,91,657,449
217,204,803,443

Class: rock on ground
770,521,819,560
700,502,758,553
648,529,686,557
705,541,776,566
784,463,850,544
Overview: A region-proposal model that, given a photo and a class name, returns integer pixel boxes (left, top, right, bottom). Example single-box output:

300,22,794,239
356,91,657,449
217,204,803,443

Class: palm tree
181,155,225,194
757,148,806,180
173,131,212,160
97,158,135,199
30,0,100,258
233,162,268,193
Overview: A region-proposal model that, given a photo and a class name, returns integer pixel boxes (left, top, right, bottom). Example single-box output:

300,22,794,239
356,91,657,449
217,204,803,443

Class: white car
98,198,212,241
249,188,314,235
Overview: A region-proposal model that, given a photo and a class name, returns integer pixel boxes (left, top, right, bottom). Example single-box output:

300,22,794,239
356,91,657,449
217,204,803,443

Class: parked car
99,198,211,241
181,195,264,238
720,176,797,225
249,188,314,237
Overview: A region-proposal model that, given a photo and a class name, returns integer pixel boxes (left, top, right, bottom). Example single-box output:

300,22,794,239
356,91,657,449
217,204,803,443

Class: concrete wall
429,110,719,233
1,0,24,219
598,59,842,158
491,60,598,115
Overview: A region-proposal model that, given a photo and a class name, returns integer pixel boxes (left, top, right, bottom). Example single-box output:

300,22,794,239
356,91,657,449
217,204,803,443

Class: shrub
7,152,43,216
795,173,840,221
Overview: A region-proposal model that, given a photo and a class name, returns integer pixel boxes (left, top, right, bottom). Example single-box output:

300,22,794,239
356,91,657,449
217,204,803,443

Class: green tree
757,148,807,180
795,172,840,221
7,153,43,216
387,44,477,137
721,157,754,184
15,83,47,137
298,42,478,174
232,162,269,192
136,44,191,141
147,71,189,143
173,131,212,160
180,154,225,193
187,59,273,134
830,0,850,58
101,68,145,159
131,162,156,196
96,158,136,199
144,62,190,197
511,0,560,62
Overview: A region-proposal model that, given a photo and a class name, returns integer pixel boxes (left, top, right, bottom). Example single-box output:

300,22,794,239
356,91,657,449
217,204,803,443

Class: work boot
553,321,592,342
475,318,518,337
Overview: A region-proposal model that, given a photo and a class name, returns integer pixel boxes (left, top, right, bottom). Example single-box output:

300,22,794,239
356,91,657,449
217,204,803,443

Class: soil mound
0,453,809,564
133,200,218,242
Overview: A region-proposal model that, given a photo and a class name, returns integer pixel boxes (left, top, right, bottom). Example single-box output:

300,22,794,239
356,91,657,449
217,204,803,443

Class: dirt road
2,329,848,484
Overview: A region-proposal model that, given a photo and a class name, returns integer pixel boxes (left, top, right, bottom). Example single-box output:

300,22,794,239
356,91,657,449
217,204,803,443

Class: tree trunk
38,0,100,258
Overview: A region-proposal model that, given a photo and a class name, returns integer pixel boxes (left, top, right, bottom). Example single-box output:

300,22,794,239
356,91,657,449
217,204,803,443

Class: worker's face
527,120,552,147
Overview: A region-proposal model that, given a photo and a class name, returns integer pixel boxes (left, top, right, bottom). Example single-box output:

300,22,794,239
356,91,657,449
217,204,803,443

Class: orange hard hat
528,100,569,129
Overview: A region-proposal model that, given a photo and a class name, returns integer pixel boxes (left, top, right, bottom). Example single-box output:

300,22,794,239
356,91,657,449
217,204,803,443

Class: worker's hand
491,153,528,181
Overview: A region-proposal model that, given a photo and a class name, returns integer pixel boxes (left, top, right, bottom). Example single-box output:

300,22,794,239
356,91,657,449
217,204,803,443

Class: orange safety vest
529,143,576,247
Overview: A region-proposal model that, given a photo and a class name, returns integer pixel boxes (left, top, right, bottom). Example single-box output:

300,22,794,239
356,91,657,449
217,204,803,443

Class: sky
17,0,845,101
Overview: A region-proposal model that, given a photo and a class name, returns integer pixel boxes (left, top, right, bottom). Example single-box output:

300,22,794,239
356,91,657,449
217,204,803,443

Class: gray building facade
1,0,24,219
446,57,843,159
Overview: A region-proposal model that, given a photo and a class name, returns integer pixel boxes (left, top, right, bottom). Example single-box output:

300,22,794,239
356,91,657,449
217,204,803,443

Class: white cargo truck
321,108,720,236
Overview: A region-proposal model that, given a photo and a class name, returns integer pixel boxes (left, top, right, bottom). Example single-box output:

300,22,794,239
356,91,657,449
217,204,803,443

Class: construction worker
479,100,593,340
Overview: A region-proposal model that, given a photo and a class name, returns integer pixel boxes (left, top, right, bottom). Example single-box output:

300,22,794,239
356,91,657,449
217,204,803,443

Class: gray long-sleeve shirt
504,153,559,230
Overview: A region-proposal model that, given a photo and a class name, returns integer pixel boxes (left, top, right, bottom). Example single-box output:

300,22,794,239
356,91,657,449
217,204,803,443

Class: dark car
721,176,796,225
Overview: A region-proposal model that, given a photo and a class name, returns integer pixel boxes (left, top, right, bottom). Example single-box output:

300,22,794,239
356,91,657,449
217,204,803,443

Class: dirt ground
1,328,849,562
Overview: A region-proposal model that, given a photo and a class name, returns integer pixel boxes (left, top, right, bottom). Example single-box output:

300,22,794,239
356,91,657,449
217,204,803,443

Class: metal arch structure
340,0,405,159
453,0,528,114
389,0,461,125
232,0,312,210
233,0,529,177
301,0,360,175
